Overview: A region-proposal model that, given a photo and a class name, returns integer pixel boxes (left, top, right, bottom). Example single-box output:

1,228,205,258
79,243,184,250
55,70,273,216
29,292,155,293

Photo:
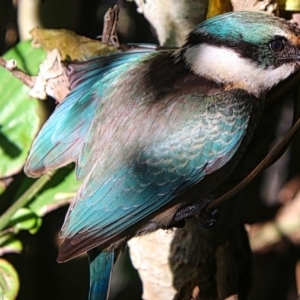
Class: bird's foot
171,196,220,228
197,205,220,228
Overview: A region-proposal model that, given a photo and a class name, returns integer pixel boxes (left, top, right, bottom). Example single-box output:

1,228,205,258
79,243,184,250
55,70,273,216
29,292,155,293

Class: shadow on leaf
0,126,21,158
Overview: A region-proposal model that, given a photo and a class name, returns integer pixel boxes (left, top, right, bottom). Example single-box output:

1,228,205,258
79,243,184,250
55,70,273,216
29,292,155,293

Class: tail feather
88,250,114,300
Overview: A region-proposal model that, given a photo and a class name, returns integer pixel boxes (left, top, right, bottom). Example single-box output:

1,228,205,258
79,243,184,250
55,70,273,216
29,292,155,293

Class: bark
129,200,252,300
231,0,278,14
132,0,209,47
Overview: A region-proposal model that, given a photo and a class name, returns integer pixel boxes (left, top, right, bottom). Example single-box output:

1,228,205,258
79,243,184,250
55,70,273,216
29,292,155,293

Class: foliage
30,27,118,62
0,42,45,180
0,41,81,299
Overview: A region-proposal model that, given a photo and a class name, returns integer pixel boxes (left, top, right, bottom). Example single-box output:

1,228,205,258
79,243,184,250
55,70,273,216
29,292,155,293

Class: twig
102,5,120,47
0,56,36,88
0,170,56,232
1,5,120,99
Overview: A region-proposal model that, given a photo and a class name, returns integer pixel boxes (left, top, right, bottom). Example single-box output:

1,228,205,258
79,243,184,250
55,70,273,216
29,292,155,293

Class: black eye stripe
269,39,285,52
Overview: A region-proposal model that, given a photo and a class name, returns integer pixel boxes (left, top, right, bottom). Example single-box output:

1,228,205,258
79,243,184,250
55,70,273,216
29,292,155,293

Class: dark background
1,1,300,299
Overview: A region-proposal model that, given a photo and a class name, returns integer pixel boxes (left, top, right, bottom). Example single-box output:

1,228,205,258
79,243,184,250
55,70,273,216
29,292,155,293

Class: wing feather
58,83,254,261
24,50,153,177
24,50,258,262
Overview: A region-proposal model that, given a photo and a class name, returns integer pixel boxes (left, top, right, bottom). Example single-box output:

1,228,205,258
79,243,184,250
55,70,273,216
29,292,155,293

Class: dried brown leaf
30,27,118,62
206,0,233,19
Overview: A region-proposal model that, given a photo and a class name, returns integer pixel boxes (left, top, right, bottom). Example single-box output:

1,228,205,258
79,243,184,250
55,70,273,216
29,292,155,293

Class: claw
171,196,219,228
198,206,220,228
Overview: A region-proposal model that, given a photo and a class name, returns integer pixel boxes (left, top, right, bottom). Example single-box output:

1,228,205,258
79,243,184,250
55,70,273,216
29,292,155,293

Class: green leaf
0,182,6,196
28,217,42,234
29,167,81,217
0,167,80,235
0,41,46,179
0,233,23,255
9,207,39,231
0,258,19,300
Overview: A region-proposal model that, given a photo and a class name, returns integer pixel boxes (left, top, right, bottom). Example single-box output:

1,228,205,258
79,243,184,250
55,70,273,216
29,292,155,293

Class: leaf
28,218,43,234
0,233,23,255
0,41,46,179
0,167,80,236
30,28,118,62
9,207,40,232
0,167,79,236
28,167,81,217
0,258,19,300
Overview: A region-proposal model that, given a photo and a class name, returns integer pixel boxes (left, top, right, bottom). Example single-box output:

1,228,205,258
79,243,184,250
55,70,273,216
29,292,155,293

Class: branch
231,0,278,14
0,170,56,232
128,230,177,300
17,0,42,41
0,56,36,88
102,5,120,47
132,0,209,47
0,5,121,102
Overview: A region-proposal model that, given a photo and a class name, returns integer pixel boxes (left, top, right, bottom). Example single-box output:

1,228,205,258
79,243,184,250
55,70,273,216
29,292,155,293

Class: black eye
269,39,285,52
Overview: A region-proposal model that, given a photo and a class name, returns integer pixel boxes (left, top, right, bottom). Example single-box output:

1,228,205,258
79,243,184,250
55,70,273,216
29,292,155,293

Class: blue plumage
88,251,114,300
24,11,300,300
59,90,253,255
25,50,152,177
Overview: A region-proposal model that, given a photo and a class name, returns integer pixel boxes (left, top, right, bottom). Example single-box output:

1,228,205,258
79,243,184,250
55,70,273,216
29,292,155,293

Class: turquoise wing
24,50,152,177
58,80,255,261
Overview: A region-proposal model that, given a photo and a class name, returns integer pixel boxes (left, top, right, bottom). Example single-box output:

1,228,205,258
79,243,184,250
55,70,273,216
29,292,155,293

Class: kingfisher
24,11,300,300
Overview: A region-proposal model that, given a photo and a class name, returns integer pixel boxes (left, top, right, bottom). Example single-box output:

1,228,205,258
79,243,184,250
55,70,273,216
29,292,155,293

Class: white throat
184,44,296,97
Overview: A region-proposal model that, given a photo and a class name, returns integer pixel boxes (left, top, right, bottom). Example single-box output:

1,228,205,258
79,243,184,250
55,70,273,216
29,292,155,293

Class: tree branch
0,170,56,232
0,56,36,88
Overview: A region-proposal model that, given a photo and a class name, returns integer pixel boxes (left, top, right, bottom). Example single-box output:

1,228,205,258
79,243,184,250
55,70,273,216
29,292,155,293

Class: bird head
177,12,300,98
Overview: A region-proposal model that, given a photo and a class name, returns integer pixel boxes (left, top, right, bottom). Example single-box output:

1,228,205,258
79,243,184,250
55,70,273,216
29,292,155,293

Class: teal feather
194,11,296,44
24,50,153,177
58,78,256,259
88,250,114,300
23,11,300,300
